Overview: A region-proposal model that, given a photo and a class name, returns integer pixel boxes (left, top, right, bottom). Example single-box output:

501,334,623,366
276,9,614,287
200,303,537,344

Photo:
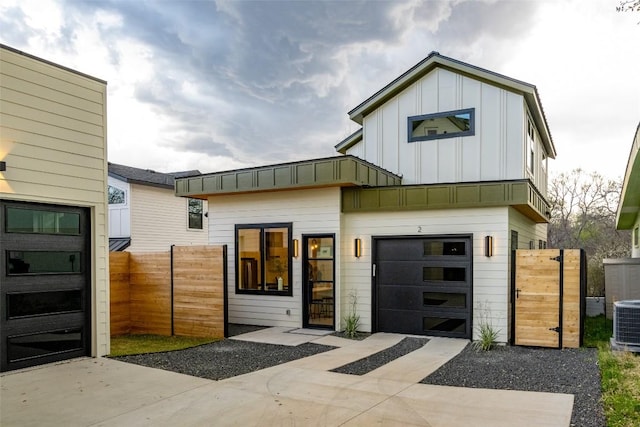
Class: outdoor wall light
0,161,5,172
293,239,299,258
484,236,493,257
354,238,362,258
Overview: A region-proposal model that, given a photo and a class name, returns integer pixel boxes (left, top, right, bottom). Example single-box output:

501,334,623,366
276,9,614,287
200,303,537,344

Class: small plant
343,291,360,338
473,301,500,351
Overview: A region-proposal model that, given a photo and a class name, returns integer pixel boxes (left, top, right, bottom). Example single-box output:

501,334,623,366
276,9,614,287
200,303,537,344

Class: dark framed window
188,198,203,230
511,230,518,251
408,108,475,142
236,223,292,295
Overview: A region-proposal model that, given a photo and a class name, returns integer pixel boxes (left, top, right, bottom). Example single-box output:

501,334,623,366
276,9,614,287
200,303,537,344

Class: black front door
302,235,334,329
0,201,91,372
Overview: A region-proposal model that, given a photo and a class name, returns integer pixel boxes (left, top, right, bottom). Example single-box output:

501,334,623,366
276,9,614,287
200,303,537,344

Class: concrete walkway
0,330,574,427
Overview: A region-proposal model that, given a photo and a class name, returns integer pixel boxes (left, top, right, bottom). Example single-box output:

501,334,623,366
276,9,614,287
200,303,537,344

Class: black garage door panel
374,236,472,339
0,201,91,372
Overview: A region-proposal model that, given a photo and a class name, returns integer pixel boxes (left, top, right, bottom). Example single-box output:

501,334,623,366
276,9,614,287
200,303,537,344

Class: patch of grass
109,334,219,357
584,315,613,347
585,315,640,427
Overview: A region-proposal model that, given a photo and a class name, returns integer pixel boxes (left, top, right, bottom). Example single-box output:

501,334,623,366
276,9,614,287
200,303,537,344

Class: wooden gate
512,249,585,348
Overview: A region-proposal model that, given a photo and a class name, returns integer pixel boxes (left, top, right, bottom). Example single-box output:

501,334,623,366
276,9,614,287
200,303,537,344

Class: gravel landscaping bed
331,337,428,375
112,339,336,380
421,344,604,427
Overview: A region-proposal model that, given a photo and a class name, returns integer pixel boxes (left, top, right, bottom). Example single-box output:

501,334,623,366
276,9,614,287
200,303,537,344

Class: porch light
355,238,362,258
485,236,493,257
293,239,299,258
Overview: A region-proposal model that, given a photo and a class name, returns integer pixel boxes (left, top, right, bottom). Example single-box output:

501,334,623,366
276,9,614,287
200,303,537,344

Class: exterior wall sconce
0,161,5,172
293,239,299,258
355,238,362,258
484,236,493,257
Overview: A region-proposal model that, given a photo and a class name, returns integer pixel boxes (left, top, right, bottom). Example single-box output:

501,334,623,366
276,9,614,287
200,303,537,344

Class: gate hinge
550,256,561,262
549,326,560,333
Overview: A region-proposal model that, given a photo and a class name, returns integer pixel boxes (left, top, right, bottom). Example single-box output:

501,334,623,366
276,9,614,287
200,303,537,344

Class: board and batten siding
107,176,131,238
128,184,208,253
0,45,110,356
346,68,536,187
341,207,513,342
208,187,341,328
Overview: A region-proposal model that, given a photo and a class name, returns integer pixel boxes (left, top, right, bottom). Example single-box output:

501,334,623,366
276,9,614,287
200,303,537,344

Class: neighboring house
0,44,109,371
108,162,208,252
175,52,557,343
603,122,640,317
616,123,640,258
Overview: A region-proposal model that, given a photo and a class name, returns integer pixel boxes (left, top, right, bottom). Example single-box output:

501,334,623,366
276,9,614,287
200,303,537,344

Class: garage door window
424,317,467,333
424,241,466,256
7,251,82,275
7,328,83,362
7,290,83,318
423,266,466,282
6,207,80,235
423,292,466,308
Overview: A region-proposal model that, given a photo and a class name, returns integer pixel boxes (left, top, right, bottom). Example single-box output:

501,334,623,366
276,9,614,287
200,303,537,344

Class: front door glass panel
304,236,334,329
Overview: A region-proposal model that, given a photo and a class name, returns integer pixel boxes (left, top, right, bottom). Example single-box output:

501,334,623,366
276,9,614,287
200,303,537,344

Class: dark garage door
374,236,472,338
0,201,91,372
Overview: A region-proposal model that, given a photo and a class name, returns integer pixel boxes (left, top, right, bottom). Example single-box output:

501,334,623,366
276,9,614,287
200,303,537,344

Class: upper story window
408,108,475,142
108,185,126,205
188,198,203,230
526,117,536,173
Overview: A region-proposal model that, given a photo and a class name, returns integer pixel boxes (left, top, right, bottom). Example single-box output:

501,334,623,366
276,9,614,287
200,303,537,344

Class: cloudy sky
1,0,638,179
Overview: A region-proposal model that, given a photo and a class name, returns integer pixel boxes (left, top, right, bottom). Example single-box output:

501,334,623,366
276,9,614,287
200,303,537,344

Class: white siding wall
127,184,208,252
107,176,130,238
0,46,109,356
341,207,512,343
208,187,341,328
347,68,527,187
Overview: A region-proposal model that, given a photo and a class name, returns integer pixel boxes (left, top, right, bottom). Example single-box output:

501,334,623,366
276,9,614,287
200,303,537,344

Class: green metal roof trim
346,51,556,159
617,123,640,229
175,155,402,198
342,179,551,223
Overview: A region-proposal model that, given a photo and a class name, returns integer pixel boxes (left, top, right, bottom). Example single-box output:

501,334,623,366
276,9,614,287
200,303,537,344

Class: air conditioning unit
611,300,640,352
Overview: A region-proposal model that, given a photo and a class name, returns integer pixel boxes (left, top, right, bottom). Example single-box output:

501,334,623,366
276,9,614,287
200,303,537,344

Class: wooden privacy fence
512,249,586,349
109,245,227,338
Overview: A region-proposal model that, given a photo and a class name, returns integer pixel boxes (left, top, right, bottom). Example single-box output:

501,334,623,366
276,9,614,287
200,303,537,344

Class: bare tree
547,169,631,295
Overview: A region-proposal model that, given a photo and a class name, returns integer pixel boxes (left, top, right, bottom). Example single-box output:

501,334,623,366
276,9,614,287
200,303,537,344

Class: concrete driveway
0,332,574,426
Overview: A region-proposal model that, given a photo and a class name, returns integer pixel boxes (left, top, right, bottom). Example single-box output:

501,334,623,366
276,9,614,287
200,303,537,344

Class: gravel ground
331,337,428,375
421,344,604,427
111,324,336,380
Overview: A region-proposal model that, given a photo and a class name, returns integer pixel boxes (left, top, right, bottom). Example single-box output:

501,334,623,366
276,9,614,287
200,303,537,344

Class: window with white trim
108,185,126,205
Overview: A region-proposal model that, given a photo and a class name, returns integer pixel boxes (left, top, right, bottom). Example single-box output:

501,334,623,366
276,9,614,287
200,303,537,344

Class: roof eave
616,122,640,229
335,128,363,154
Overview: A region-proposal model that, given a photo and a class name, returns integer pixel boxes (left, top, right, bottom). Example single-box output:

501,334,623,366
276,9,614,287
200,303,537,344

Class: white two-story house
108,162,208,252
175,52,556,343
